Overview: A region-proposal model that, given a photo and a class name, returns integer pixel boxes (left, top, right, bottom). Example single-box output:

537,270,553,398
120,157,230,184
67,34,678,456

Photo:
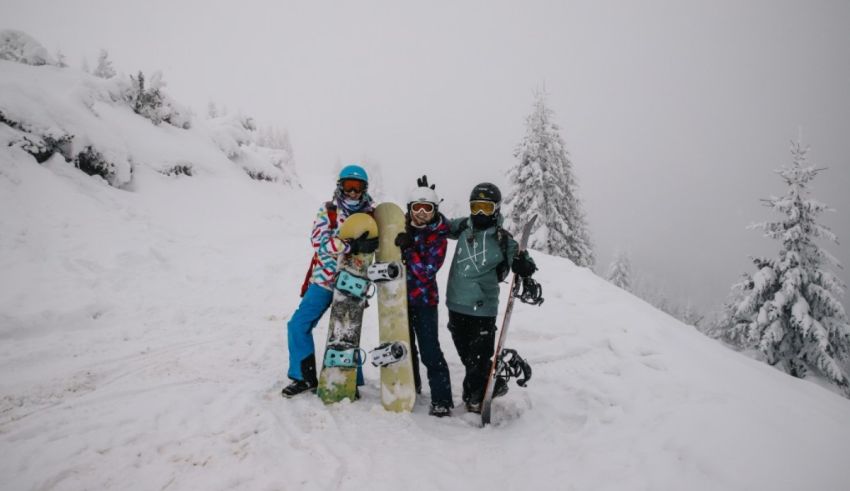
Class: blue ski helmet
338,164,368,183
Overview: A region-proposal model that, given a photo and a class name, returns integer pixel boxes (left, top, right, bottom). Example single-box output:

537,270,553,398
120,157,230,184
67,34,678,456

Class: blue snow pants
287,283,363,385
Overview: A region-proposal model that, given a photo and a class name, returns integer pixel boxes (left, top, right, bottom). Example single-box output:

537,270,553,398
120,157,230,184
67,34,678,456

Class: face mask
343,197,361,208
471,213,496,229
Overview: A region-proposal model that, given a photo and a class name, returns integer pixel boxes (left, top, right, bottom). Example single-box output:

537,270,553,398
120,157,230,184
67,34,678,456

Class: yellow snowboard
373,203,416,412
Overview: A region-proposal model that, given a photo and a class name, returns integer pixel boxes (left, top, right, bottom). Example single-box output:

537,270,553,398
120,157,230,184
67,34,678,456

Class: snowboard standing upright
480,214,537,426
317,213,378,404
372,202,416,412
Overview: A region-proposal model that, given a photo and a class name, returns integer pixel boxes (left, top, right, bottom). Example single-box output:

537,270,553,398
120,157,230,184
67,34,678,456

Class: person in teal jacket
445,182,537,413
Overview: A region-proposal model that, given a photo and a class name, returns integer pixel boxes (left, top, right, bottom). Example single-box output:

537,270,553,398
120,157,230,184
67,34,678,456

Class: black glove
416,175,436,190
511,250,537,277
348,231,379,254
394,231,412,250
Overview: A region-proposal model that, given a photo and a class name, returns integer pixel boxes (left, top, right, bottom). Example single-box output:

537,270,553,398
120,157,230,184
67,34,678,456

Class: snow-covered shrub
1,110,75,163
160,163,193,177
205,114,297,184
207,114,255,159
0,29,55,66
245,170,274,182
125,71,191,129
93,49,116,79
74,146,112,181
19,133,75,163
73,145,132,187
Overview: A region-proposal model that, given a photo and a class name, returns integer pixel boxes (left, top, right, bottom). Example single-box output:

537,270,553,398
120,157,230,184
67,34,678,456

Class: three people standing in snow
282,166,539,418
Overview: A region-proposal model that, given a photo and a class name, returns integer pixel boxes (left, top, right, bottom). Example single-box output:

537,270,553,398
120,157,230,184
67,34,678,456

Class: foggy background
2,0,848,317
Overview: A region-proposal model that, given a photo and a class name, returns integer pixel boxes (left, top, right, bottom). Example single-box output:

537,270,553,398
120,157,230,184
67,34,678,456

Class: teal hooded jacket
445,215,519,317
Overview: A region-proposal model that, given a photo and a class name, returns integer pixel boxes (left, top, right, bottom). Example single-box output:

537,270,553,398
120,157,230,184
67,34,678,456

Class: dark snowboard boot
282,356,318,398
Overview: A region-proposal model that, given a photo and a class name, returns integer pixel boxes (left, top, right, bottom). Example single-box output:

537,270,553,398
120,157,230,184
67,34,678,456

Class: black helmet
469,182,501,204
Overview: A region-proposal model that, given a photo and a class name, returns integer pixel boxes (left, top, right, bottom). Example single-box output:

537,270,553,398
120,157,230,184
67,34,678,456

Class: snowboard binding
335,270,376,300
369,341,408,367
367,262,402,283
496,348,532,387
514,276,544,306
323,344,366,368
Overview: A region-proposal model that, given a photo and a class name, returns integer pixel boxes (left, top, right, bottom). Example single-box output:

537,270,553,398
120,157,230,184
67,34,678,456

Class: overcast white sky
3,0,849,315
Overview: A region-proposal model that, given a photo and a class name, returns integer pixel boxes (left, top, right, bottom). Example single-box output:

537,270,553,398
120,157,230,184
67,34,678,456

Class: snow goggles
470,200,498,216
410,202,435,214
340,179,366,193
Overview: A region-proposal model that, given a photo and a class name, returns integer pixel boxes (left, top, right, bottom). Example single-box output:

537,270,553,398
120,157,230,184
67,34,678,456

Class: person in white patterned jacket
281,164,378,398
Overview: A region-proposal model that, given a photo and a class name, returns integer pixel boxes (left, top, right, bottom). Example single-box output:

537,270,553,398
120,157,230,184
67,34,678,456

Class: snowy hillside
3,53,850,491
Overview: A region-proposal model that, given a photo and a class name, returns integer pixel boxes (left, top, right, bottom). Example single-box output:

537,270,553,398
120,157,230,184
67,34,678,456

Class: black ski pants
447,310,496,404
408,305,453,407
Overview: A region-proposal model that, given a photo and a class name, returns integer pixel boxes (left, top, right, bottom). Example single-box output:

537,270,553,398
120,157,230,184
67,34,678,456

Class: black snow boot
282,356,318,398
429,402,452,418
281,379,317,398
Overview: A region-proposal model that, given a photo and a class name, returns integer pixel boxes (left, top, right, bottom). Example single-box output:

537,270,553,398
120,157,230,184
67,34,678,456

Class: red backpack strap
326,201,338,230
300,253,318,297
300,202,338,297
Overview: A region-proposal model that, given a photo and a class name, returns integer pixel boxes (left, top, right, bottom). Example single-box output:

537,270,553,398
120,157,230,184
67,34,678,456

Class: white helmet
408,186,440,206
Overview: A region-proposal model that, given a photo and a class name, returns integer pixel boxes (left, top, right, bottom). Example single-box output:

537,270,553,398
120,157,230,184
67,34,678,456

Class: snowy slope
3,59,850,491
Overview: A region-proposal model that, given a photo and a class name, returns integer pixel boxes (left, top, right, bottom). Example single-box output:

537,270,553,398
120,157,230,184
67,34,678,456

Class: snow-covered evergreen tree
54,49,68,68
606,250,633,291
207,101,219,119
503,90,594,267
94,49,116,79
724,141,850,394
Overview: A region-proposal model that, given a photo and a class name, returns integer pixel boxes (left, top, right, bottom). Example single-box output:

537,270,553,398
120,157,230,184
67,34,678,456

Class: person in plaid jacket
395,177,454,417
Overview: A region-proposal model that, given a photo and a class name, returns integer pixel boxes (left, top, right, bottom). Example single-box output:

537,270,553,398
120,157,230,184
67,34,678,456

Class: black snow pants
447,310,497,404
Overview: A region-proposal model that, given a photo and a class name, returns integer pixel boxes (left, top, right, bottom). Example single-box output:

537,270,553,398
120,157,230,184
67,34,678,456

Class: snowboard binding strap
514,276,544,306
369,341,408,367
324,344,366,368
367,262,402,283
335,270,375,300
496,348,532,387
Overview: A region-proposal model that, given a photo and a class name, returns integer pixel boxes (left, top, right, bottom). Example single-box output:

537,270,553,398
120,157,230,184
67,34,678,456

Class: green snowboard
373,202,416,412
317,213,377,404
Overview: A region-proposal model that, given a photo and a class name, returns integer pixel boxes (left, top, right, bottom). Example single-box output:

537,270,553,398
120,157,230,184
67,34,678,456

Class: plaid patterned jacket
403,214,450,306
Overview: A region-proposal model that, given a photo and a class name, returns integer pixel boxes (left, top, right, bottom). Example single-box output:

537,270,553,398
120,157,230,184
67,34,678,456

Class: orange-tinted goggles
470,200,497,216
410,202,435,214
340,179,366,193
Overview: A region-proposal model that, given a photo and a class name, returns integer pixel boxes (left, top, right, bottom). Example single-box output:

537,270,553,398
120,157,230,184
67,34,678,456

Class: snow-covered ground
3,56,850,491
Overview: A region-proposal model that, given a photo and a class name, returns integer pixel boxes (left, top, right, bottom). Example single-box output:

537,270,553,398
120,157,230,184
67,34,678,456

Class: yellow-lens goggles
470,200,497,216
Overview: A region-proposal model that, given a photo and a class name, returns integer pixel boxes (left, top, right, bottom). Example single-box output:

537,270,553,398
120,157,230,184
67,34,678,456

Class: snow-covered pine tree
94,49,116,79
207,101,219,119
503,90,594,267
606,250,633,291
54,49,67,68
725,141,850,394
